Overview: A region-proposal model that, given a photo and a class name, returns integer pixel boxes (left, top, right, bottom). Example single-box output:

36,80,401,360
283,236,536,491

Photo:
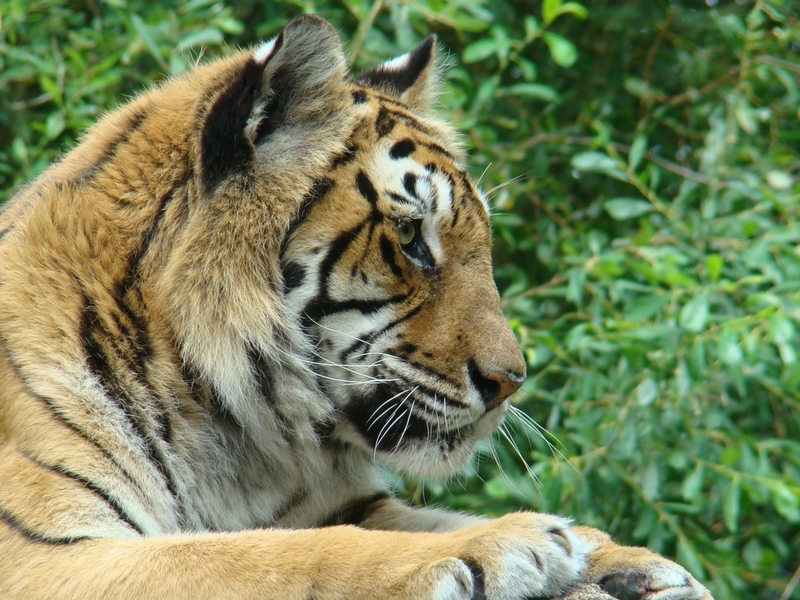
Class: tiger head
272,20,526,478
148,16,525,480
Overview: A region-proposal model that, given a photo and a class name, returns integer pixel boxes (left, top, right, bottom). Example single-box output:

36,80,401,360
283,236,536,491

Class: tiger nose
469,362,525,410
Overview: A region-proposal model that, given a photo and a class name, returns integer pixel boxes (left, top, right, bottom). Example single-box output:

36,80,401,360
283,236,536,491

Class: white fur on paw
421,557,474,600
480,514,588,599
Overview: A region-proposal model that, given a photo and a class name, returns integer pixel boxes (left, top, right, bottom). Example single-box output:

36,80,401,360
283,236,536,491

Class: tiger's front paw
585,542,713,600
445,512,587,599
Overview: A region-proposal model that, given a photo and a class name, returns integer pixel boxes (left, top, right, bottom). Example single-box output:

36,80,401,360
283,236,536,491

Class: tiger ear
200,15,348,192
356,36,439,111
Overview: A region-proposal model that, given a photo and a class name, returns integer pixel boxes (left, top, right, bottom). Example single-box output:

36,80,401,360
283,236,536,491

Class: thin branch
347,0,384,68
779,562,800,600
507,134,720,187
8,93,53,111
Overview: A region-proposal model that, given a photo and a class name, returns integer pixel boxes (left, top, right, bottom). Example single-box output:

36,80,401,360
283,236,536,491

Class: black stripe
80,293,180,502
281,261,306,293
356,171,379,206
0,507,90,545
351,89,368,104
331,141,358,168
22,451,145,535
390,139,416,159
463,560,487,600
113,175,186,377
387,191,416,207
394,342,418,358
72,110,147,184
0,227,9,240
247,346,274,405
340,302,424,363
382,365,469,410
271,487,309,523
208,384,247,436
299,220,366,330
417,139,453,159
451,206,461,228
379,234,403,278
402,173,418,199
380,106,437,139
375,106,397,137
0,335,144,495
320,491,390,527
302,293,409,332
282,177,335,254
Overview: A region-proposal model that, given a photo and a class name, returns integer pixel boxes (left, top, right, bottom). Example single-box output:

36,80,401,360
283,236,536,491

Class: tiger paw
598,568,712,600
439,512,587,599
586,543,713,600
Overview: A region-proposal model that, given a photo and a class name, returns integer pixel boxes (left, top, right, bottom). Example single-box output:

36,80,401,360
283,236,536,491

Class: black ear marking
357,35,436,97
200,57,269,193
200,15,348,193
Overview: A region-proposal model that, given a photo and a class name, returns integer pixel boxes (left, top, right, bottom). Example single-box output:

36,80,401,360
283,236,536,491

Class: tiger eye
397,221,416,245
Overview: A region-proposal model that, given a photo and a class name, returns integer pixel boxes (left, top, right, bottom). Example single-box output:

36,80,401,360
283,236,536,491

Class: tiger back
0,15,713,600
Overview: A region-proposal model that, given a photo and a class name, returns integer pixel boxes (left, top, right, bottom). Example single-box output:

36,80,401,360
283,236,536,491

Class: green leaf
463,39,497,63
542,32,577,67
628,134,647,171
679,294,709,333
572,151,617,172
499,84,559,102
705,254,722,282
681,465,704,500
604,198,653,220
766,170,793,190
623,294,670,321
130,14,165,67
718,328,743,366
178,28,223,51
11,137,28,165
542,0,562,25
558,2,589,19
769,482,800,522
38,74,62,107
677,537,706,579
524,16,540,40
641,460,660,500
723,478,741,532
44,112,65,141
635,377,658,406
768,315,796,345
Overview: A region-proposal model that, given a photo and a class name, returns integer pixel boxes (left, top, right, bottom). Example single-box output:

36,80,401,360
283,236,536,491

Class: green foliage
2,0,799,598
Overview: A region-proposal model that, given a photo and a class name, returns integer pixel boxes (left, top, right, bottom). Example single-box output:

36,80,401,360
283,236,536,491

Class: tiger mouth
341,381,501,455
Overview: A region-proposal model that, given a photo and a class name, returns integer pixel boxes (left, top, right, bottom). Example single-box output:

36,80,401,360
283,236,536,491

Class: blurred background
1,0,799,597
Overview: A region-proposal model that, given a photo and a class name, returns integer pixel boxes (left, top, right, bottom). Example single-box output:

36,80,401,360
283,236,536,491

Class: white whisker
497,423,542,490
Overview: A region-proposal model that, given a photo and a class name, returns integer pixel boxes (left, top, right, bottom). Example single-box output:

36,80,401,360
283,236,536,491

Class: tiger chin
0,15,712,600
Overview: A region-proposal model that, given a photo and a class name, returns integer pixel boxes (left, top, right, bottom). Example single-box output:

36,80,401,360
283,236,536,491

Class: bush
2,1,799,598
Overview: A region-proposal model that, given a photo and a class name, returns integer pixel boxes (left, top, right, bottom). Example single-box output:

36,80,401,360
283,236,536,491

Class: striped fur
0,15,712,600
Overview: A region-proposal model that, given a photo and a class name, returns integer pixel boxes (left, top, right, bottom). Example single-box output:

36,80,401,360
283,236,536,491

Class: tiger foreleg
1,514,588,600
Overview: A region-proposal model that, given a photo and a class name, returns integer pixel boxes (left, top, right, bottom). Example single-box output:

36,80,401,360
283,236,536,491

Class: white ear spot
381,52,411,71
253,38,279,64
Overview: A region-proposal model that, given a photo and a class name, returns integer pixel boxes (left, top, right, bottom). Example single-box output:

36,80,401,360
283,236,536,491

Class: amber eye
397,220,416,246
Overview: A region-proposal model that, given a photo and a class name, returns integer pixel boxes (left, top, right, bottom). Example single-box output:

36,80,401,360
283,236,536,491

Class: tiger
0,15,713,600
